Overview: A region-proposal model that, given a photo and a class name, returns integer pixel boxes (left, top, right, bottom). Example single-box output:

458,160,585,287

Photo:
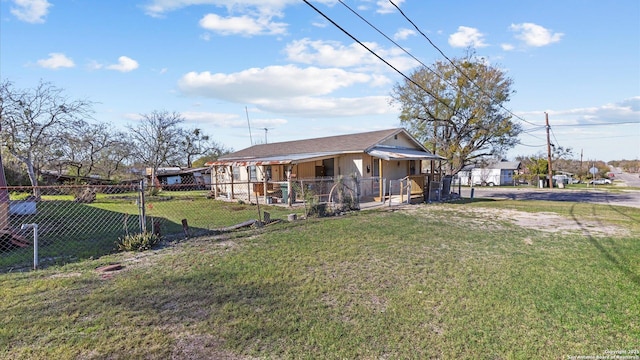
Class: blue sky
1,0,639,162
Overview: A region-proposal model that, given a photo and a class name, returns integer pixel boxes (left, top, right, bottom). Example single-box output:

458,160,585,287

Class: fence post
139,180,147,233
21,224,38,269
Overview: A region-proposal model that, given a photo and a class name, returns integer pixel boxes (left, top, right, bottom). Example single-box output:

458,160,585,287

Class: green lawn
2,192,302,271
1,200,638,359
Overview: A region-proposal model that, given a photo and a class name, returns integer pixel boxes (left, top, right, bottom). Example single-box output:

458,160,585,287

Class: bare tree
58,122,126,180
0,80,93,195
128,110,184,185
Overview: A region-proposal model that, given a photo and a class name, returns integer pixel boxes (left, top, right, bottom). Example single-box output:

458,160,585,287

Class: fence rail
1,174,453,272
0,181,292,272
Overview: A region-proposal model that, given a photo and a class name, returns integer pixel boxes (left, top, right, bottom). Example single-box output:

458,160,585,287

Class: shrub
116,232,161,252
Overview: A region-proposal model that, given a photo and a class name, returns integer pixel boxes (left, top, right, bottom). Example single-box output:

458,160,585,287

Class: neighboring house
147,167,211,189
459,160,521,186
206,128,444,205
552,171,576,185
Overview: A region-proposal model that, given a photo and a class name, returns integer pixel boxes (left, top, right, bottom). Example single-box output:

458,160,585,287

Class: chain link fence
1,173,456,272
0,175,371,272
0,180,300,272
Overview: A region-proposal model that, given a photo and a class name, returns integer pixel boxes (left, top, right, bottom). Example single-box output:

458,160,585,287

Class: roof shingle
220,128,405,160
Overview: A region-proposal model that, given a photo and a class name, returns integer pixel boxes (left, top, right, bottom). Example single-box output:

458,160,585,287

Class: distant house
206,128,444,205
458,160,521,186
147,167,211,190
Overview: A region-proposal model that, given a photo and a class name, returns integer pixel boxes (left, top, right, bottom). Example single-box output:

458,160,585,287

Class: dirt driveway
458,187,640,209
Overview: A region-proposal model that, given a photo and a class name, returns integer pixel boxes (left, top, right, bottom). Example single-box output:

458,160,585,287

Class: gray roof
482,161,521,170
461,161,521,171
211,128,442,166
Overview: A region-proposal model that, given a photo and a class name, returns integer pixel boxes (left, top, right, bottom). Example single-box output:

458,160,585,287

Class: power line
552,121,640,127
301,0,454,112
517,142,547,147
337,0,536,134
387,0,540,127
333,0,548,149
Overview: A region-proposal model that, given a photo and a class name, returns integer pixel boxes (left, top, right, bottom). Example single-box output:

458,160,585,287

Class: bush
116,232,161,252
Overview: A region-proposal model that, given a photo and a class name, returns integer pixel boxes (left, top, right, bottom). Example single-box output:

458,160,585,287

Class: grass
1,191,303,271
0,200,638,358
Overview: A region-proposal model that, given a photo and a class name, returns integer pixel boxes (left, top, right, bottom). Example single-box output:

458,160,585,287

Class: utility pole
245,106,253,145
545,112,553,189
580,149,583,177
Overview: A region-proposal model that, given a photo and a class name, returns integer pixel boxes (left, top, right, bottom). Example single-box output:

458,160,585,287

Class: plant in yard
115,231,160,251
329,175,359,213
73,187,97,203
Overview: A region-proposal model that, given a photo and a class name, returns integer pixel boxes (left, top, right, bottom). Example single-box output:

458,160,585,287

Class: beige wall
379,132,416,148
337,154,364,178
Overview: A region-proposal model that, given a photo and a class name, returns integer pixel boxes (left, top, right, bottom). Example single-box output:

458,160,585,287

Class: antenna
262,127,273,144
245,106,253,145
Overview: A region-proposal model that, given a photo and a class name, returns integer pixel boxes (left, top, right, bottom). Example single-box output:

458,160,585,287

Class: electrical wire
387,0,540,127
552,121,640,127
301,0,454,113
337,0,542,137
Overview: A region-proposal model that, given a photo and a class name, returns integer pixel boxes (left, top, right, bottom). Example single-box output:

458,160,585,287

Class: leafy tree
391,52,522,175
0,80,93,195
128,110,184,184
181,128,231,168
191,145,233,168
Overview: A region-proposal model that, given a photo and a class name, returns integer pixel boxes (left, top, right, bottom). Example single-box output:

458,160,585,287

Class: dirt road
459,186,640,209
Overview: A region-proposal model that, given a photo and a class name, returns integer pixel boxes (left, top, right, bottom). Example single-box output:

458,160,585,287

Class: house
206,128,444,205
147,167,211,190
459,160,521,186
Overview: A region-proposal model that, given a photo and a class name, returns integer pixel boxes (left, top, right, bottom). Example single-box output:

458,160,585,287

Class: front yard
1,200,638,359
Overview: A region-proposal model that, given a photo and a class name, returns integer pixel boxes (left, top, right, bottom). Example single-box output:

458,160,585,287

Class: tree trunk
25,161,40,199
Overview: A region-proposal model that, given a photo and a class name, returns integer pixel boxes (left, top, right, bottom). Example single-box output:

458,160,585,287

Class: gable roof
479,161,521,170
460,160,521,172
209,128,443,166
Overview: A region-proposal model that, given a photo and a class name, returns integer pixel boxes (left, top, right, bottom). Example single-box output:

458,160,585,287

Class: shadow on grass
448,198,498,205
479,189,638,207
568,203,640,287
1,200,211,273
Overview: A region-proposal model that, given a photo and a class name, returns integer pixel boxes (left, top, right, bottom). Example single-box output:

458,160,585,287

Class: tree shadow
568,203,640,287
1,200,212,272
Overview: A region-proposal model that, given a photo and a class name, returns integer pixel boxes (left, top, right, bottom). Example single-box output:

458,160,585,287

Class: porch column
286,165,293,206
263,167,268,204
229,166,234,200
378,158,383,200
212,166,218,198
246,166,251,203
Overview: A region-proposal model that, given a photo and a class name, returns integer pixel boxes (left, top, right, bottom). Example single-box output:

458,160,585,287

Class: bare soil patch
407,205,630,237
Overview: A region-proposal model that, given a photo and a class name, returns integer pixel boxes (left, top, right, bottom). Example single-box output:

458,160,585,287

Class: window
232,167,240,181
249,166,257,181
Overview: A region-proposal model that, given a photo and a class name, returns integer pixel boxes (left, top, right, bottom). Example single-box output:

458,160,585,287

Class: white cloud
448,26,488,48
142,0,336,18
510,23,563,47
36,53,74,69
284,38,418,72
10,0,51,23
177,64,399,118
106,56,139,72
181,111,255,128
393,28,416,41
178,65,374,103
285,39,373,68
536,97,640,126
501,43,515,51
376,0,404,14
257,95,396,117
199,13,286,36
